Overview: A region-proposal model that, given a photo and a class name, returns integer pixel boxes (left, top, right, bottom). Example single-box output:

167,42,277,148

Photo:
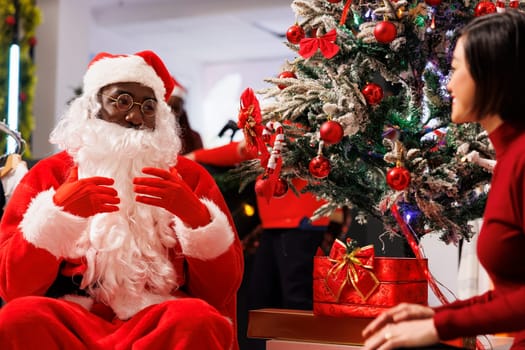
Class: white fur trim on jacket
173,199,234,260
111,291,176,320
20,188,88,258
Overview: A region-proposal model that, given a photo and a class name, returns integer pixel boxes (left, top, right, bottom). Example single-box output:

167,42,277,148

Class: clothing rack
0,121,26,178
0,121,25,162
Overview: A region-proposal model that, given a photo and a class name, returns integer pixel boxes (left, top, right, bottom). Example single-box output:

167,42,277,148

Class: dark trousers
248,227,325,310
244,227,325,350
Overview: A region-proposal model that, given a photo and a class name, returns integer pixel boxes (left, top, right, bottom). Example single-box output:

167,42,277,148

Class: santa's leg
0,296,112,350
107,298,234,350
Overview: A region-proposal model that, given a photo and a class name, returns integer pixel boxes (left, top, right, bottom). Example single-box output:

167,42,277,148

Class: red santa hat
83,50,175,102
171,76,187,99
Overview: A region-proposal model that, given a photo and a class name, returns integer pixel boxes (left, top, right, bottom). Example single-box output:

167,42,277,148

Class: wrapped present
313,239,428,318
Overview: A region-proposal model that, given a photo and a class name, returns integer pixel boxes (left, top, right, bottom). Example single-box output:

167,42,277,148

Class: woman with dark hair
168,78,204,155
362,10,525,350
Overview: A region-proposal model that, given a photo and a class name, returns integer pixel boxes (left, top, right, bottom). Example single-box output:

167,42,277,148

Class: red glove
53,167,120,218
133,167,210,229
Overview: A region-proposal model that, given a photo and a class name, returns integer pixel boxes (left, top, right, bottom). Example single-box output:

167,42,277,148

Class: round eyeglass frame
99,93,157,118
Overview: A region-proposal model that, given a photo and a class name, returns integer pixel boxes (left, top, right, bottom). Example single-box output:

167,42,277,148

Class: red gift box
313,239,428,318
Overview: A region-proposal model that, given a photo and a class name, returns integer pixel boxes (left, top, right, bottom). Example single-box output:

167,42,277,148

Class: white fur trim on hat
173,199,235,260
83,55,166,103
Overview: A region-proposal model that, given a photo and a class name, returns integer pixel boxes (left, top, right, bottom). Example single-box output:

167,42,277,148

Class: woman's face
447,37,477,124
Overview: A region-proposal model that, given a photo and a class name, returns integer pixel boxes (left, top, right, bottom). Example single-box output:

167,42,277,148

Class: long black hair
460,10,525,126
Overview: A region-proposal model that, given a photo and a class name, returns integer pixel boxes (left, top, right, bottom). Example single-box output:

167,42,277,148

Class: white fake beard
51,99,183,308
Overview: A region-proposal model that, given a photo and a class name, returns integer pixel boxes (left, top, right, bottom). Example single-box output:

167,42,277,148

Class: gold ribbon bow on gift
325,239,380,302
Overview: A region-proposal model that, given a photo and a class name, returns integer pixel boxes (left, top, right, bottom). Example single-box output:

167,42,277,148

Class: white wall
33,0,91,159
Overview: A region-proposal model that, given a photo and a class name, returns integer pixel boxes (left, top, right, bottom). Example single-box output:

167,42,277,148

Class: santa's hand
133,167,210,229
53,167,120,217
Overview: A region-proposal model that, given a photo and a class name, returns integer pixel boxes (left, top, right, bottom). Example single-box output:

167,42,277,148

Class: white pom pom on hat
171,76,187,99
83,50,175,102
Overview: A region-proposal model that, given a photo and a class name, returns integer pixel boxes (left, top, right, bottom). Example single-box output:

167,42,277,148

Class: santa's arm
0,154,85,301
172,157,243,309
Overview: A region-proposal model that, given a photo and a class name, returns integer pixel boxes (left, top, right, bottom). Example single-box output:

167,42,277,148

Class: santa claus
0,50,243,350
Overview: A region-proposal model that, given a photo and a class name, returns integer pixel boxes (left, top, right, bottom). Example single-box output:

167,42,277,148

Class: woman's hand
362,318,439,350
362,302,435,338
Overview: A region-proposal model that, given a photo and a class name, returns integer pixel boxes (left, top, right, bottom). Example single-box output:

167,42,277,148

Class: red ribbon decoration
237,88,269,160
299,29,340,59
391,204,449,305
339,0,353,26
325,239,380,302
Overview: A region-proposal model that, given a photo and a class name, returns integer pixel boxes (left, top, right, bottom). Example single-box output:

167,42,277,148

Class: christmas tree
238,0,516,245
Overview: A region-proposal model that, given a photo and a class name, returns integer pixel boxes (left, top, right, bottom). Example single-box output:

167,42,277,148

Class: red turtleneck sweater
433,122,525,349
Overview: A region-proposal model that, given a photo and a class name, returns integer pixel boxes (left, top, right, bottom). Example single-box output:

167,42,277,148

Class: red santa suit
0,51,243,350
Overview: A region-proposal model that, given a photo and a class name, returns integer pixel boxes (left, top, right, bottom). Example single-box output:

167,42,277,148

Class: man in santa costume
0,50,243,350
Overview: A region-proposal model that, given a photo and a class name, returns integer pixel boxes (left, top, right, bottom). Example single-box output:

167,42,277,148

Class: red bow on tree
299,29,340,59
237,88,269,160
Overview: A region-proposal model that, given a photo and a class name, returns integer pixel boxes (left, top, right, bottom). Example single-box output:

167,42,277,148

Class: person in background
168,77,203,155
362,11,525,350
0,50,243,350
187,138,329,350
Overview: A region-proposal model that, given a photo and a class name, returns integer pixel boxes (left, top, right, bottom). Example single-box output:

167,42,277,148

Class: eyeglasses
100,93,157,118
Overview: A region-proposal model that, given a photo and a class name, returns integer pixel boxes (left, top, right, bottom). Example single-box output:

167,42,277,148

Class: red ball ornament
255,177,271,198
273,178,289,197
278,71,296,90
5,15,16,26
28,36,38,47
374,21,397,44
386,166,411,191
362,83,384,105
425,0,442,6
474,1,497,16
320,120,344,145
19,92,27,103
309,155,331,179
286,24,305,44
